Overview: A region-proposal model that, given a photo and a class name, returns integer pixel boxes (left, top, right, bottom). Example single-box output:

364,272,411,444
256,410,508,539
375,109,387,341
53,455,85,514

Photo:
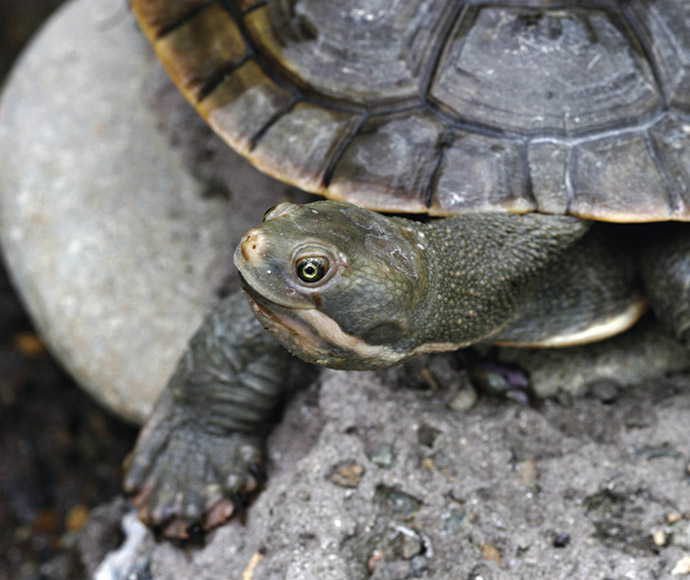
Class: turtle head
234,201,429,369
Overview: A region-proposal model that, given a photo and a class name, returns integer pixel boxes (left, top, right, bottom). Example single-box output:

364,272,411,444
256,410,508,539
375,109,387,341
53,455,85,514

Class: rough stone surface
0,0,296,422
87,366,690,579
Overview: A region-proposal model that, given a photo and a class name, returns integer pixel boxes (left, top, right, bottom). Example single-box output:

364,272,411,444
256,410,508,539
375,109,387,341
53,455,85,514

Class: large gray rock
0,0,293,423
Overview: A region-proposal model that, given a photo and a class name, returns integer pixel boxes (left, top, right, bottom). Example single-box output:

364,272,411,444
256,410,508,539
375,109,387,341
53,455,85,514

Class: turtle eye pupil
296,256,329,283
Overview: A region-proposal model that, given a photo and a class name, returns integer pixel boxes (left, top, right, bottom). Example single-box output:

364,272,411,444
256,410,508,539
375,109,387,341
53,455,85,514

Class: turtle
124,0,690,538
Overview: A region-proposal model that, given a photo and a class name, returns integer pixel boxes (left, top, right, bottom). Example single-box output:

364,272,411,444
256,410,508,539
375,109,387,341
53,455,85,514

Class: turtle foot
123,392,263,539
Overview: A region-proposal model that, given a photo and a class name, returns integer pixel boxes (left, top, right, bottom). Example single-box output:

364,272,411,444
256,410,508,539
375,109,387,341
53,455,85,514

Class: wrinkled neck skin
234,201,590,370
403,212,592,351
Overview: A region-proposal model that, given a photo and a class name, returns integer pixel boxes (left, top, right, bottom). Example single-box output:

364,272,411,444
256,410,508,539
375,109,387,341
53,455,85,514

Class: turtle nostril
240,230,265,264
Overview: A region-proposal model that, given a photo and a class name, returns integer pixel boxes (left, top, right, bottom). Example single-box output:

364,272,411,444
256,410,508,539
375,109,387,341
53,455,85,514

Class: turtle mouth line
240,281,282,321
238,274,309,313
238,275,319,341
239,275,281,312
238,276,415,370
238,276,349,366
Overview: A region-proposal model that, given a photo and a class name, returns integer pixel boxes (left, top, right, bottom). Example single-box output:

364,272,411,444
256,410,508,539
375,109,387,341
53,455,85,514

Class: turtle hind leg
484,225,690,398
123,292,290,539
489,225,644,349
488,315,689,399
639,224,690,345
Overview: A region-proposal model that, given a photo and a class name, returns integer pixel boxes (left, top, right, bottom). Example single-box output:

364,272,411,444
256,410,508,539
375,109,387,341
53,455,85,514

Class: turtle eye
295,256,329,283
262,205,278,221
263,202,297,222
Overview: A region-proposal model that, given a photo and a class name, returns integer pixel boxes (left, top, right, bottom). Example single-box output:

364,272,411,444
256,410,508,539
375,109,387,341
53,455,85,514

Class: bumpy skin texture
123,292,289,538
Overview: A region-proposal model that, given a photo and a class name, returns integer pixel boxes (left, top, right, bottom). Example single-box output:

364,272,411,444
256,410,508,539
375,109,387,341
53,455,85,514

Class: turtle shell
132,0,690,222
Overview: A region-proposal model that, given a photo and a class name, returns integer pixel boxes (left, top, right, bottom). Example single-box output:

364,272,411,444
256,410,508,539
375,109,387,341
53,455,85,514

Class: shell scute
569,133,671,222
153,3,246,103
328,112,445,213
648,115,690,219
630,0,690,112
249,103,360,193
429,132,533,216
429,6,661,135
204,60,293,156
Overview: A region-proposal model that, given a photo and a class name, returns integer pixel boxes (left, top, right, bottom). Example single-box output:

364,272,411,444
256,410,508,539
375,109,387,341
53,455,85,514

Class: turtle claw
143,499,236,541
125,434,262,538
162,517,193,540
205,498,236,529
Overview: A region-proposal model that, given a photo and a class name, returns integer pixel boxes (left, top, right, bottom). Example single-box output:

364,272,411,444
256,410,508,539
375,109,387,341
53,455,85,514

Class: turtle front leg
123,292,290,539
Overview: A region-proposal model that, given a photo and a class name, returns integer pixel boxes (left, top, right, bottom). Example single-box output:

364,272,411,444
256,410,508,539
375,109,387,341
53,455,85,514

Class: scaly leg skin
123,292,290,539
490,315,690,399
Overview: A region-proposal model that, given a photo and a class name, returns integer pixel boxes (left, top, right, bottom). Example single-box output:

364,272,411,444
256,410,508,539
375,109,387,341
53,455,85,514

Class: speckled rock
0,0,294,423
88,366,690,579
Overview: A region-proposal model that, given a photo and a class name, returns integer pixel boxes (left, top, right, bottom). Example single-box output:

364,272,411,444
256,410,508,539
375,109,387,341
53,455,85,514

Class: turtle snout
239,229,267,265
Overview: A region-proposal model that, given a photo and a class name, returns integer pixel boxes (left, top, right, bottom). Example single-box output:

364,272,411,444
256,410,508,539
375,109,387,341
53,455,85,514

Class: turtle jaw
238,274,408,370
238,276,350,367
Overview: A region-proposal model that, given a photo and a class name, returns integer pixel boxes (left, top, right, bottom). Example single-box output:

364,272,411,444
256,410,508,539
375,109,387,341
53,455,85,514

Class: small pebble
443,505,468,535
517,458,538,486
421,457,436,471
653,530,667,547
668,513,684,525
473,368,510,394
634,444,682,460
368,444,395,469
671,555,690,575
401,533,422,559
330,462,364,488
387,491,422,518
552,533,571,548
367,550,385,573
449,386,477,412
479,543,501,565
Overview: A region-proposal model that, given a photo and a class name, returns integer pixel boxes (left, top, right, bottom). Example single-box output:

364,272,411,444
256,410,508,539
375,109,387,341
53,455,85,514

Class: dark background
0,2,138,579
